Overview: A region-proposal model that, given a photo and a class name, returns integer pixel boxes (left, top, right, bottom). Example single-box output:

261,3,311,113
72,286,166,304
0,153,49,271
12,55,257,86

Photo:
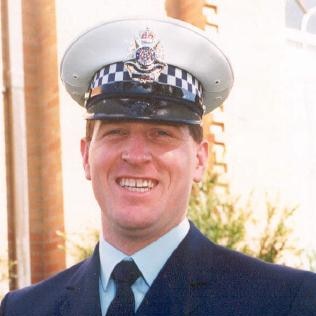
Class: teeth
119,178,155,191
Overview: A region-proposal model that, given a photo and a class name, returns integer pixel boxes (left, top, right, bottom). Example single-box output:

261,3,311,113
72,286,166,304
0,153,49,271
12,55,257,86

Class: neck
102,234,156,255
101,218,184,255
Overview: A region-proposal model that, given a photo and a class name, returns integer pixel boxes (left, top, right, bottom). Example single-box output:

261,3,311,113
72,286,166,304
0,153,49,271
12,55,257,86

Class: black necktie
106,260,141,316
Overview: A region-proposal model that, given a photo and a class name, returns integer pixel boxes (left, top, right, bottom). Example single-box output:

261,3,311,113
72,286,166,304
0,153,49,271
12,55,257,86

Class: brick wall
22,0,65,284
1,0,18,290
165,0,206,29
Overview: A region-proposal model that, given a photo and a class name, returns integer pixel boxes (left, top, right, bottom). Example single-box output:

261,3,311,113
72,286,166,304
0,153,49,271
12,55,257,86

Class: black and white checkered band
90,62,203,99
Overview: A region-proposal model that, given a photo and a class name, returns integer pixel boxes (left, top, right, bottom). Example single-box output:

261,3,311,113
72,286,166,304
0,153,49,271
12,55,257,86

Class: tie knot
111,260,141,286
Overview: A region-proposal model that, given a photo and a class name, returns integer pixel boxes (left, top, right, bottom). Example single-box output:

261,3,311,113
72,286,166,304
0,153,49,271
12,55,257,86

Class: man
1,17,316,316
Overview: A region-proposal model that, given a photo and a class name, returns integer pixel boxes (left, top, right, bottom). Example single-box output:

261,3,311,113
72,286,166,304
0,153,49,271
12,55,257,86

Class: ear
193,140,208,183
80,138,91,180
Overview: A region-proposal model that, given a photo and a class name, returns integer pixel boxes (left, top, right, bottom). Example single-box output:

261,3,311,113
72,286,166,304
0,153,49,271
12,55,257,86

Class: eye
103,128,128,137
156,129,171,136
108,129,123,135
148,125,185,142
150,128,173,138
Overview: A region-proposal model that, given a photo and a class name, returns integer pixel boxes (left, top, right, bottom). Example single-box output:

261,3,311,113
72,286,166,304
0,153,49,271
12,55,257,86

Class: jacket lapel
136,223,216,316
58,245,102,316
57,224,218,316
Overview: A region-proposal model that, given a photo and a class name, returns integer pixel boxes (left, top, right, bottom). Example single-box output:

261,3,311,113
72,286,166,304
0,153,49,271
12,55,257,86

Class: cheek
88,150,113,205
88,147,112,178
165,149,196,185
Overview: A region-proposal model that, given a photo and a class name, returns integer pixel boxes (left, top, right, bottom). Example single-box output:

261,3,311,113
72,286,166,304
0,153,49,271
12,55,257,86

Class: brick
21,0,65,284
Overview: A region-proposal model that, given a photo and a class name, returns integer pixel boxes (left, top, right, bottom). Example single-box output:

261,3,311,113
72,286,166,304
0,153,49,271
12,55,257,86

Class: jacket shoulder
0,257,91,316
186,224,316,315
192,225,316,283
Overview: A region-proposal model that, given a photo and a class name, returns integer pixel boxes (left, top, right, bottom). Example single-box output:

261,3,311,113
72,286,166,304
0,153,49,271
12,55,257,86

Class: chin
120,216,156,229
114,215,161,234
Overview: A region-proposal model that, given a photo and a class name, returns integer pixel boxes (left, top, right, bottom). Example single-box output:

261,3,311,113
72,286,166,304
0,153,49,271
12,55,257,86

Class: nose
121,134,152,165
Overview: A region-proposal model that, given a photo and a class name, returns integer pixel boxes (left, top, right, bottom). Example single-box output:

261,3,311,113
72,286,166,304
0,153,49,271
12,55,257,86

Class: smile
118,178,157,192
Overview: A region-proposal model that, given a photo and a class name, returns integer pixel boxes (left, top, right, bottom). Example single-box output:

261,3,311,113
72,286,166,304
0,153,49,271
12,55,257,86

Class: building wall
2,0,65,288
0,1,9,295
219,0,316,252
22,0,65,284
165,0,206,28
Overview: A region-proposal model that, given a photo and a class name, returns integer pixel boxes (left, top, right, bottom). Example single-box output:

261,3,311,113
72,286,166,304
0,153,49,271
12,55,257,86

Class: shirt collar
99,218,190,289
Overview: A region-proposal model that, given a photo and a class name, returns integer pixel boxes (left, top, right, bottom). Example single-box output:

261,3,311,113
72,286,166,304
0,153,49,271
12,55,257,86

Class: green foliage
0,256,8,300
307,251,316,272
254,201,300,263
57,229,99,262
189,172,250,251
0,255,16,300
0,257,8,285
188,169,302,264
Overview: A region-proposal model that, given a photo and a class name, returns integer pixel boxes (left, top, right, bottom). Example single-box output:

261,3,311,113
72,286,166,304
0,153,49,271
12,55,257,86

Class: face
81,120,208,247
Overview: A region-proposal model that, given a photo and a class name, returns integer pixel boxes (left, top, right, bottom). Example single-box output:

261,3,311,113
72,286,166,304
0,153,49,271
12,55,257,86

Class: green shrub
0,255,16,300
57,229,99,262
188,170,302,264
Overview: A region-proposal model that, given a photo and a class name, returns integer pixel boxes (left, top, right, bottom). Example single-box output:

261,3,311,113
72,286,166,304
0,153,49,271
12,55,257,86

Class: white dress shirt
98,218,190,315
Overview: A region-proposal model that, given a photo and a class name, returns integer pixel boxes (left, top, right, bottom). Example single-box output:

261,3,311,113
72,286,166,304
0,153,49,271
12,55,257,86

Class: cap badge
125,27,166,83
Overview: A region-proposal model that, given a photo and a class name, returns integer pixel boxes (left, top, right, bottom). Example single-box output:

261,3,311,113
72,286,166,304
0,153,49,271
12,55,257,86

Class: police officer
1,16,316,316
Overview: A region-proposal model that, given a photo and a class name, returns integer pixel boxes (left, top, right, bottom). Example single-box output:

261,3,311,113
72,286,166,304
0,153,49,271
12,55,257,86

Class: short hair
85,120,203,143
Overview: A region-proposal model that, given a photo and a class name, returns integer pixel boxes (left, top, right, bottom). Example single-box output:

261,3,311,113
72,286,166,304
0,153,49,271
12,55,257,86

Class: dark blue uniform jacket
1,223,316,315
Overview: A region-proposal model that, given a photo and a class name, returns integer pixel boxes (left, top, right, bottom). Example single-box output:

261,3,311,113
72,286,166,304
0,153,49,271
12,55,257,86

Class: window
286,0,316,46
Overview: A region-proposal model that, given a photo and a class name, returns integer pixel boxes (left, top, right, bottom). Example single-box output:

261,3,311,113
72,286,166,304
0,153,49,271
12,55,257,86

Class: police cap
60,16,234,125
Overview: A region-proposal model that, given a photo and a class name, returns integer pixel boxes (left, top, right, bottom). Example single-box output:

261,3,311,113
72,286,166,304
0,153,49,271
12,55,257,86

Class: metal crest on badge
125,27,166,83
